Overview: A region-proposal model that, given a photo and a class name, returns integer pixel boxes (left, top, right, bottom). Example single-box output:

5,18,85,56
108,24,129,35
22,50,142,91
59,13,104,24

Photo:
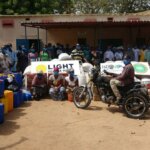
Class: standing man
0,53,9,73
71,44,84,62
103,46,114,62
114,46,124,61
133,46,140,62
40,47,49,61
145,47,150,65
28,48,38,64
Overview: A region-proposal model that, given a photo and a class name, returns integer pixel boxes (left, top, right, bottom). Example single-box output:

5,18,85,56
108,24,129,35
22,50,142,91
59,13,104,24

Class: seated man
5,74,19,92
31,70,47,100
65,68,78,92
49,67,65,100
110,54,135,104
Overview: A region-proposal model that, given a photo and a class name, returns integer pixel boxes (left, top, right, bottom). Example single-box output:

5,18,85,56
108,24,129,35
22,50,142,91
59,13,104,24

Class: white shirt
115,51,123,60
104,50,114,61
133,48,140,61
65,76,78,87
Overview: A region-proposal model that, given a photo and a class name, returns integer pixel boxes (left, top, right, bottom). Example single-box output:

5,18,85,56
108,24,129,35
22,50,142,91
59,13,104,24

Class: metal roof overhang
21,21,150,29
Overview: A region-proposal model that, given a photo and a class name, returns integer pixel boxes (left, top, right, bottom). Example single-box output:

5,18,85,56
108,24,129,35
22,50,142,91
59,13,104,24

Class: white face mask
7,77,13,83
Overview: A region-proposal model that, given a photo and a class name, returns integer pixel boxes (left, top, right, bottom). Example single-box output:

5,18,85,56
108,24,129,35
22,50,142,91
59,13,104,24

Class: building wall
0,16,46,49
48,26,150,48
0,15,150,50
47,28,95,46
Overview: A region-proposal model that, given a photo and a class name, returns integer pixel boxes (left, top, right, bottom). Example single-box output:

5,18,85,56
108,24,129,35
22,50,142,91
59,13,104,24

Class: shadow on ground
85,106,103,111
107,106,150,120
0,136,28,150
106,106,122,114
0,102,32,136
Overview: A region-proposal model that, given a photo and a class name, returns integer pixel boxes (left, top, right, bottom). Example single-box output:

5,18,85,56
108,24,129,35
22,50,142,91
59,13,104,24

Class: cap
53,67,59,72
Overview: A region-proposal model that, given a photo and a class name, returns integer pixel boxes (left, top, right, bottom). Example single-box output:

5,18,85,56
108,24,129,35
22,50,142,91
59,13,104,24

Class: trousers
110,79,122,100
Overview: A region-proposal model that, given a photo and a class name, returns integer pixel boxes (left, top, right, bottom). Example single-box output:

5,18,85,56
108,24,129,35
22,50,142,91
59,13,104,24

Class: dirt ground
0,99,150,150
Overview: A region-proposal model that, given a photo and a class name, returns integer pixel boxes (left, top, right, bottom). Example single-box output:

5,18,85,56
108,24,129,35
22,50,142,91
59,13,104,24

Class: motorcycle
73,68,150,119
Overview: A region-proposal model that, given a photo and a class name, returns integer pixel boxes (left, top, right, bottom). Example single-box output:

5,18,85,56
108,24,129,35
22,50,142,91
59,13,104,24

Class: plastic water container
0,80,4,98
13,73,23,88
4,90,13,112
0,97,8,114
22,90,32,101
67,92,73,102
0,75,7,81
13,91,23,108
0,103,4,124
18,91,24,105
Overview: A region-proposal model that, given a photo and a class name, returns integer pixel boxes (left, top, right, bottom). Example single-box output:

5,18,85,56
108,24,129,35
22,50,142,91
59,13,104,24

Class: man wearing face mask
110,54,134,104
31,70,47,100
65,68,78,92
49,67,65,100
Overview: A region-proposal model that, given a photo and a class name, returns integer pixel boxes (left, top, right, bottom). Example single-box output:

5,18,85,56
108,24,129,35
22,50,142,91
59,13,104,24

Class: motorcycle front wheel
123,94,148,119
73,86,92,109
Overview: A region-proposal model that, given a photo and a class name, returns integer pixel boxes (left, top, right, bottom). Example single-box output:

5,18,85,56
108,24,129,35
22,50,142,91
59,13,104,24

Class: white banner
132,62,150,75
101,61,150,76
31,60,81,75
100,61,124,74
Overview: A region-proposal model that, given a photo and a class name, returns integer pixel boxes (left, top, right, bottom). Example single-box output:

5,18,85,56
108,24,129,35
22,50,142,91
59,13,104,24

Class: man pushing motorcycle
109,54,134,104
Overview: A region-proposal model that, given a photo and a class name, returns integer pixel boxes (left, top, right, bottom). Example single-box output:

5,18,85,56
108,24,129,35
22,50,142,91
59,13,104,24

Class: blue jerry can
0,103,4,124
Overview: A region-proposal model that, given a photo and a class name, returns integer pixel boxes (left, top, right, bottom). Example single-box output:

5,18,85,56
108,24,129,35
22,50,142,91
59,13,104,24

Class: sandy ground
0,99,150,150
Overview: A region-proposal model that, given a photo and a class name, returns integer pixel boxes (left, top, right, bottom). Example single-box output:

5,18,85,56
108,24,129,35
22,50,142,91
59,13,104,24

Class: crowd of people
1,42,150,74
1,42,150,75
1,42,150,102
103,45,150,63
0,43,98,74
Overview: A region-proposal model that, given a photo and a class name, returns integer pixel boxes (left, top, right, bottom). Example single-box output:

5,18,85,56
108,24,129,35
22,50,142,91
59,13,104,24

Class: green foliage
0,0,73,15
74,0,150,14
0,0,149,15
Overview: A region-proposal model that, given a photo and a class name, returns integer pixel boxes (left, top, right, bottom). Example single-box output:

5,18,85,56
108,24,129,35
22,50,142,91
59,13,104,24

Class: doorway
99,39,123,51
